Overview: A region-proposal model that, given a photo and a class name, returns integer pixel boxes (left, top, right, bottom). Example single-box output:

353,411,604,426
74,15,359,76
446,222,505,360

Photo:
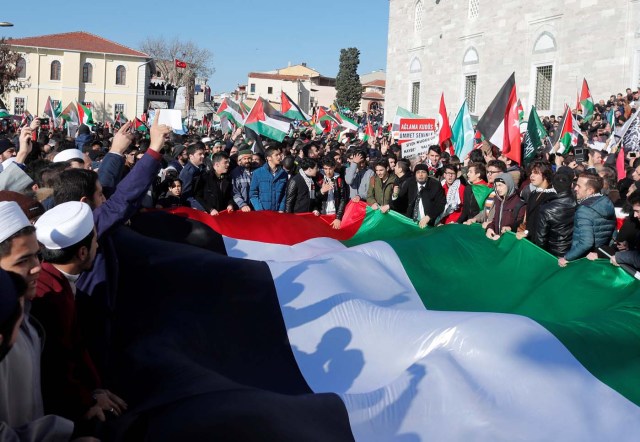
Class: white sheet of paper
156,109,183,131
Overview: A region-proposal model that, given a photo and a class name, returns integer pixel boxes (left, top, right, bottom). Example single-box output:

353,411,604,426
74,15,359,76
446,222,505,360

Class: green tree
335,48,362,113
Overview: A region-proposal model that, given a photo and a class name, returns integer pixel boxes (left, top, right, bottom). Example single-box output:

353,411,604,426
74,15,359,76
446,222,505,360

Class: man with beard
396,164,446,229
232,148,254,212
33,202,126,423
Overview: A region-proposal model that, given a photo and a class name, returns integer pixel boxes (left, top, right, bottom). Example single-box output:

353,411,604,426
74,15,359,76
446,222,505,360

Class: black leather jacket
534,190,577,257
285,173,321,214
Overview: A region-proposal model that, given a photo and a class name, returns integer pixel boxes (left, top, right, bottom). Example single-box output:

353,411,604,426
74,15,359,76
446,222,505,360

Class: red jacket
32,263,101,420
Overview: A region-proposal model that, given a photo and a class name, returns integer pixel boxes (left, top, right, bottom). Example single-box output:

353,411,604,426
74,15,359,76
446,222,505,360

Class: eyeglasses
487,170,501,175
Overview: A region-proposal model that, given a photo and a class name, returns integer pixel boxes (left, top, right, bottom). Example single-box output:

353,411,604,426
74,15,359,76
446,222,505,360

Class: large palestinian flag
113,204,640,441
244,97,293,142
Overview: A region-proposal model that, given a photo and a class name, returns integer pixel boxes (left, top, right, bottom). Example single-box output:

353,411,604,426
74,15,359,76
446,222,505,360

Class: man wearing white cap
52,114,171,377
0,268,75,441
0,201,48,431
33,202,127,423
53,148,86,169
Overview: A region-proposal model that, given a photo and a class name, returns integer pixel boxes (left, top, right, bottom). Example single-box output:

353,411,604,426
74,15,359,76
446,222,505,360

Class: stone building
385,0,640,121
6,32,150,122
247,63,336,113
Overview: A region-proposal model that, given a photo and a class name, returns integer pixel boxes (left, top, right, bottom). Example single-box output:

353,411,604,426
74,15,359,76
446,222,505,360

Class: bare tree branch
140,36,214,88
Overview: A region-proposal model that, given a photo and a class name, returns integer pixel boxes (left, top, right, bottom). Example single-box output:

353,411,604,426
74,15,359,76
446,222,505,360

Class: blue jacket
76,150,162,374
249,163,288,211
74,133,92,151
179,161,206,211
565,195,616,261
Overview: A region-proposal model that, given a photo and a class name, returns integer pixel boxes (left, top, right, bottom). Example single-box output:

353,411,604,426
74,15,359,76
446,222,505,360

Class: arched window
533,32,557,54
414,1,424,32
116,65,126,85
16,57,26,79
82,62,93,83
463,47,479,65
409,57,422,74
50,60,61,81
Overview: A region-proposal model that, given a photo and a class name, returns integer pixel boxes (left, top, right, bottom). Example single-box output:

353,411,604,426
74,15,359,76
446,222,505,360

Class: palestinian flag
476,73,521,164
317,106,339,125
516,99,524,123
217,98,245,127
580,79,595,122
336,112,358,132
43,96,60,125
60,103,79,124
244,97,293,142
119,204,640,441
0,98,11,118
437,93,452,147
241,101,252,114
281,92,310,121
133,118,148,132
558,105,578,154
115,112,128,125
77,102,94,126
362,121,375,142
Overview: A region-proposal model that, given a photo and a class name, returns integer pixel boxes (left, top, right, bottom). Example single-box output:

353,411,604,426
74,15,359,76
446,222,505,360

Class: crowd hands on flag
0,87,638,437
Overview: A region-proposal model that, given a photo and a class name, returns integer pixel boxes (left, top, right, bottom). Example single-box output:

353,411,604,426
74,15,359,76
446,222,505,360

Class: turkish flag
175,59,187,69
438,93,452,147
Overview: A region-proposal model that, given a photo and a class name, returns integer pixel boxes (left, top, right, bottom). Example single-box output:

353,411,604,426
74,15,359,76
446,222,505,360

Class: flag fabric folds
281,92,310,121
438,93,452,147
117,205,640,441
0,99,10,118
77,102,94,126
43,96,60,126
217,98,246,128
558,105,578,154
244,97,293,142
580,79,595,122
60,103,79,124
522,106,548,166
451,100,474,160
476,73,521,164
175,59,187,69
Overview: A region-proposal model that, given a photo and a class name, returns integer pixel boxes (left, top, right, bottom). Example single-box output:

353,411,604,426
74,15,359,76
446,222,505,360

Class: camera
39,118,50,130
574,148,586,164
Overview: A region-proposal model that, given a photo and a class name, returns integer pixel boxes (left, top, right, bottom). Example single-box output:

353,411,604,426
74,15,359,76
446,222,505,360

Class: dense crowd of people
0,85,639,440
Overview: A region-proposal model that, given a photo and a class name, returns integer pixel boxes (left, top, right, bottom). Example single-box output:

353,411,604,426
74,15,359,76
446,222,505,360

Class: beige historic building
385,0,640,121
6,31,150,122
247,63,336,113
360,71,386,113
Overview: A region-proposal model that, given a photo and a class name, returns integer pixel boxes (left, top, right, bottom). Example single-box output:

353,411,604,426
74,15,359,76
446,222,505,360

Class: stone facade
385,0,640,121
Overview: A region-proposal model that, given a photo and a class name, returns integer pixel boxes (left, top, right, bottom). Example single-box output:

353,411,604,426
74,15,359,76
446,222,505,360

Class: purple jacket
76,149,162,374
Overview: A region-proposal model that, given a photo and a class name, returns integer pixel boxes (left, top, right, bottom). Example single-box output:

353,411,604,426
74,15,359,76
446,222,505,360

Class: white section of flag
224,236,640,442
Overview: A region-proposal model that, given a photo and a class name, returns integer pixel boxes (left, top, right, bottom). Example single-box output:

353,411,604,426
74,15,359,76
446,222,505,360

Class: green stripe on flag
343,208,640,407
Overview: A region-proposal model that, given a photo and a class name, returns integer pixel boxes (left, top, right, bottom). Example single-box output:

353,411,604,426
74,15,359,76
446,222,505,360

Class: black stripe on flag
109,226,354,441
476,73,516,145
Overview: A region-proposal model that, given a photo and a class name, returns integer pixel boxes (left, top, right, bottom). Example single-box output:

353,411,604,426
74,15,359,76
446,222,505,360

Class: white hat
0,201,31,244
201,137,212,144
35,201,94,250
53,149,85,163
